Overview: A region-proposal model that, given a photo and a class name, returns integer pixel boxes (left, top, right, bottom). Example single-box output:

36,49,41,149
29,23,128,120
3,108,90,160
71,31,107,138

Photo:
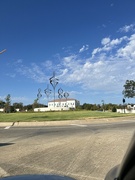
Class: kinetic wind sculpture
37,88,42,102
64,92,69,99
64,92,69,107
58,88,63,107
35,72,69,109
58,88,63,99
44,84,51,104
49,72,59,108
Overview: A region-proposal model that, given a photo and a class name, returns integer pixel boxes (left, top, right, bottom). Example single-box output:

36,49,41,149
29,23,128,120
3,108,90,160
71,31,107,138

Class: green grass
0,110,135,122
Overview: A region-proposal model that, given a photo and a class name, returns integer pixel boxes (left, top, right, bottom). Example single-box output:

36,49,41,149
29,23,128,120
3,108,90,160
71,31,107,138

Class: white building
117,104,135,113
48,98,80,109
34,98,80,112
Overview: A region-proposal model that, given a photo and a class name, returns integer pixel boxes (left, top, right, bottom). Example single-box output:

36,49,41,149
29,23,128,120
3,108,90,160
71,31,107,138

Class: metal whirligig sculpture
44,84,51,105
37,88,42,102
58,88,63,107
64,92,69,107
49,72,59,108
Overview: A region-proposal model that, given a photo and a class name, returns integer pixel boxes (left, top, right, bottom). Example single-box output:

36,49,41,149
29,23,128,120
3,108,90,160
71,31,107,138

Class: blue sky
0,0,135,105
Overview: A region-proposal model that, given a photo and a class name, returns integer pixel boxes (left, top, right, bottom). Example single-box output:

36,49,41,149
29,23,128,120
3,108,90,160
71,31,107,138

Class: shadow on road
0,143,14,147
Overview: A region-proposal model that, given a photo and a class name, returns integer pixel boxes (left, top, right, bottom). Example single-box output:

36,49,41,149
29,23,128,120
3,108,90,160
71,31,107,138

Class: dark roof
48,98,77,103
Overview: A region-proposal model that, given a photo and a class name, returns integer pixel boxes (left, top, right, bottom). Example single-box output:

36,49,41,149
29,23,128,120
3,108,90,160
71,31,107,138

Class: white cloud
0,96,28,102
67,91,82,99
102,24,106,28
13,29,135,96
11,96,28,102
59,56,134,92
6,73,16,78
117,34,135,59
58,33,135,93
119,24,135,33
92,36,128,57
101,37,110,45
41,60,53,70
15,62,48,83
79,45,89,53
63,55,76,63
16,59,23,63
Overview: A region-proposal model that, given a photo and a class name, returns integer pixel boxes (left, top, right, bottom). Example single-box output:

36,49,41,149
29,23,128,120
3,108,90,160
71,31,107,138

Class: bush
112,106,117,112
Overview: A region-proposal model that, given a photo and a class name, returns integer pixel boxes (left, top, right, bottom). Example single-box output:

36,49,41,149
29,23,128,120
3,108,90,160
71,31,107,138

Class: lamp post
49,72,59,109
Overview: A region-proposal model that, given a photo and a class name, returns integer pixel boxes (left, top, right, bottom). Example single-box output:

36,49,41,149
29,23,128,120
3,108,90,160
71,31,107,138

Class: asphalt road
0,120,135,180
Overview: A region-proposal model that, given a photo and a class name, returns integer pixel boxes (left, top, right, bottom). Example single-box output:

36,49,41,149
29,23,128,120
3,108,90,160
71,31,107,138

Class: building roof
48,98,77,103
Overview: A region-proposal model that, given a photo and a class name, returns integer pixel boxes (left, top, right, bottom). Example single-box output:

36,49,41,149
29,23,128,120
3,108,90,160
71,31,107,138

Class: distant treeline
0,101,47,113
0,99,124,113
78,103,124,112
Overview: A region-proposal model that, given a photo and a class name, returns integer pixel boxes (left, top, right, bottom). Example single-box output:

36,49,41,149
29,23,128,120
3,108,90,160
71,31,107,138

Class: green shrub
112,106,117,112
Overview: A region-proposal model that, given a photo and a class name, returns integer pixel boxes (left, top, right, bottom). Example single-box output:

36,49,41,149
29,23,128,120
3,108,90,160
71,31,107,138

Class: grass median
0,110,135,122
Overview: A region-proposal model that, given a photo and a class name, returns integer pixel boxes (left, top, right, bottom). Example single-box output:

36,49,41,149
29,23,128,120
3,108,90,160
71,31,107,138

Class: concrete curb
0,117,135,127
0,120,99,127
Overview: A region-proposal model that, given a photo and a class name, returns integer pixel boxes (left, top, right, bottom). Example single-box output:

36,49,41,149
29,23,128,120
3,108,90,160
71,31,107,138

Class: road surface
0,120,135,180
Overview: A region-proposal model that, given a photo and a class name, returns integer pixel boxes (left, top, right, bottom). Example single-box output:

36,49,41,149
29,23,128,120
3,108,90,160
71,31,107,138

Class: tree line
79,103,122,112
0,94,123,113
0,94,47,113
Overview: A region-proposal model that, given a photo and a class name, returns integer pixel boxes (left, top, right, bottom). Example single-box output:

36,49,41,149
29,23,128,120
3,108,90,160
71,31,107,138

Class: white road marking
4,126,11,129
122,120,135,122
70,124,87,127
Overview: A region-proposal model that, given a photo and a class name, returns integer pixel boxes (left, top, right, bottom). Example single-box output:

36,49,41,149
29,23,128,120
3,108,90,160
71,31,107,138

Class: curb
0,117,135,127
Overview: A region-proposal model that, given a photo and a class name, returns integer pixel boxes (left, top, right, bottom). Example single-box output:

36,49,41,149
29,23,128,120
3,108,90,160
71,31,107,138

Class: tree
123,80,135,98
13,102,23,111
112,106,117,112
32,98,39,109
5,94,11,113
24,104,33,111
0,100,5,108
